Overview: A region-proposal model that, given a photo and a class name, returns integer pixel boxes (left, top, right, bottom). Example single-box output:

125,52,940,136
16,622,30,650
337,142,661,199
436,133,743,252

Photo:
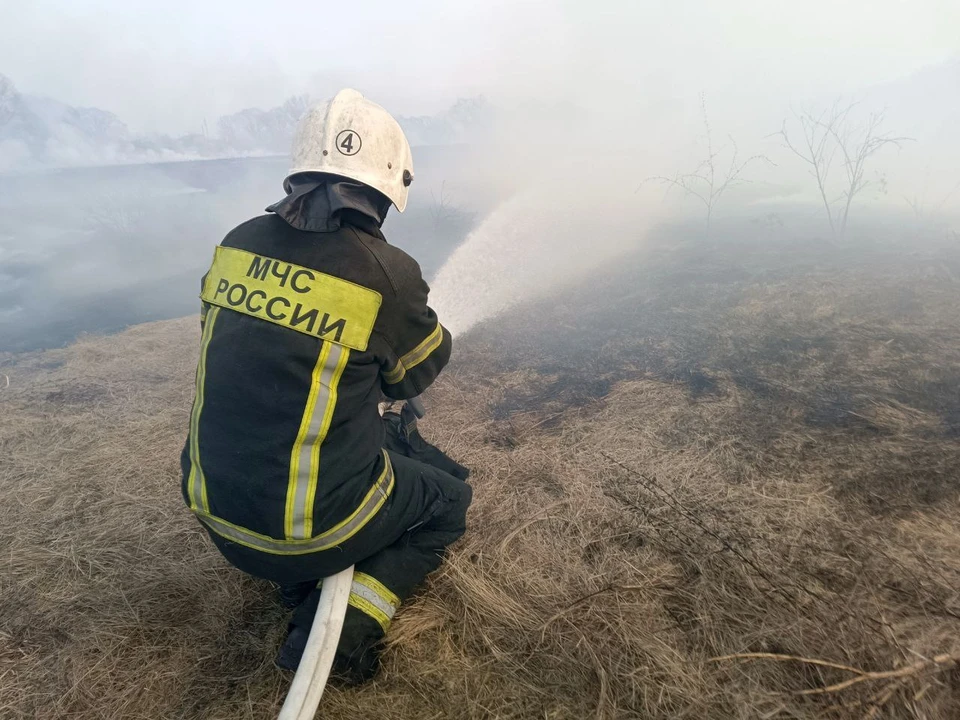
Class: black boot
275,625,310,671
276,580,317,610
330,636,383,685
274,604,385,684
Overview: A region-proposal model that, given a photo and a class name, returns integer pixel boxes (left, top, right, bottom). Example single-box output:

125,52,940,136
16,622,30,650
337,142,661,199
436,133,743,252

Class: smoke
1,1,958,350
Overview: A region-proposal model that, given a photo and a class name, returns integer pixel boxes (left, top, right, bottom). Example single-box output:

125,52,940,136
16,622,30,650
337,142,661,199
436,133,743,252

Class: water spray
279,183,656,717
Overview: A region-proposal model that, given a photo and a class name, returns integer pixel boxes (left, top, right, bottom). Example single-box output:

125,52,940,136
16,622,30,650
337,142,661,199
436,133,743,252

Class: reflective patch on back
200,246,382,351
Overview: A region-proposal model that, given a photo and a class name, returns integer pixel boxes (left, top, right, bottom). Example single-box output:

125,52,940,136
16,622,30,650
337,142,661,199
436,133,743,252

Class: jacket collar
266,174,391,236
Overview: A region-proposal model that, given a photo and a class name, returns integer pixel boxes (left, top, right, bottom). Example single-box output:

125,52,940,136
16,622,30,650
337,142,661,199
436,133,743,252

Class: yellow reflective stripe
383,323,445,385
285,343,331,538
353,572,401,609
402,323,444,368
315,450,393,541
286,343,333,539
194,451,395,555
303,345,350,538
348,594,392,633
382,362,404,385
187,306,220,512
351,573,401,632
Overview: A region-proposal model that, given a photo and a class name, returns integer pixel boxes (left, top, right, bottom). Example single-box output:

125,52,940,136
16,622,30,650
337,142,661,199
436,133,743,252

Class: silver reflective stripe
290,343,345,539
350,581,398,620
196,452,394,555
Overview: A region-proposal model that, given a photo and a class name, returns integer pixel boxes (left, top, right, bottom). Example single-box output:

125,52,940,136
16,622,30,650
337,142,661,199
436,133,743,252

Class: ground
1,218,959,719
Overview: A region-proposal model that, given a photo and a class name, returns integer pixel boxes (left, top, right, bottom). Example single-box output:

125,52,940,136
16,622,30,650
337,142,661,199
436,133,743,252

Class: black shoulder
345,226,424,298
220,214,285,249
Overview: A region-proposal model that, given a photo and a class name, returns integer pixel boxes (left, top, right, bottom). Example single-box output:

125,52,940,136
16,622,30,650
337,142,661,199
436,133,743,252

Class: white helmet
285,89,415,212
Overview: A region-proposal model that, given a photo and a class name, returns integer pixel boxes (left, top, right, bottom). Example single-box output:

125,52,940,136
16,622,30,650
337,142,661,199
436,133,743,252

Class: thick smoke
0,1,957,350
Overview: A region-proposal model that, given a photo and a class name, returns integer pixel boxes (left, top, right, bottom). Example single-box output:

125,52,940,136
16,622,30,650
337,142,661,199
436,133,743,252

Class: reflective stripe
349,573,400,632
286,343,349,539
304,344,350,537
194,451,394,555
383,323,445,385
402,323,444,368
286,343,331,538
348,595,392,632
354,572,400,607
382,363,404,385
186,306,220,512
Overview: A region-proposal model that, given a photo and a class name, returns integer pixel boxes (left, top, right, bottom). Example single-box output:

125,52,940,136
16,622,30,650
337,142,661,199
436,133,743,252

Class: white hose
278,565,355,720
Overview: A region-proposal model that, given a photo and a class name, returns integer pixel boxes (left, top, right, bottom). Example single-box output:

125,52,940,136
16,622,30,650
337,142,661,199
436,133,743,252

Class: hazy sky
1,0,957,134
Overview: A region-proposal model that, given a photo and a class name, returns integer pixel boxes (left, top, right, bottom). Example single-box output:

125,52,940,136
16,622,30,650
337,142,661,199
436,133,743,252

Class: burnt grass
455,218,960,513
2,217,959,719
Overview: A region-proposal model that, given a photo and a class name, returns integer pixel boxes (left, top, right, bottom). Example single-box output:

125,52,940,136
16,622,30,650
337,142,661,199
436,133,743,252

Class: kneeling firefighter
180,89,471,683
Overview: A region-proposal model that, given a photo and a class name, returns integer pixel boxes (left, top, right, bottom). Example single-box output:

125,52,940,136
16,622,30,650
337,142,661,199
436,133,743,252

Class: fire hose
277,396,425,719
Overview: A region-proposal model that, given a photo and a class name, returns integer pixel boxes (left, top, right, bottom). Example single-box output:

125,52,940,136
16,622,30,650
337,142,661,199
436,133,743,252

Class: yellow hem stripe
193,451,395,555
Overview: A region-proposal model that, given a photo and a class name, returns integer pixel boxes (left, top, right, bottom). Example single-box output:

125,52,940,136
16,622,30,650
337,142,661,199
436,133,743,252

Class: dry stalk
711,652,958,701
497,500,568,554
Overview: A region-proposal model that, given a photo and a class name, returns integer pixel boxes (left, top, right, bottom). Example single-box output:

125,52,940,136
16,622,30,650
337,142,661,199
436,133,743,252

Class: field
1,217,959,719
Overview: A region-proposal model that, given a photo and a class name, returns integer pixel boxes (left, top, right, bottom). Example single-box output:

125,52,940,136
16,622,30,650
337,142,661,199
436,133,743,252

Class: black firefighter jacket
180,211,451,558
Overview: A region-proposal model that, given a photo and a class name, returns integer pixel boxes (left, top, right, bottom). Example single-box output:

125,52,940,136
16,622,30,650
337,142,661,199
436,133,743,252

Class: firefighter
180,89,471,684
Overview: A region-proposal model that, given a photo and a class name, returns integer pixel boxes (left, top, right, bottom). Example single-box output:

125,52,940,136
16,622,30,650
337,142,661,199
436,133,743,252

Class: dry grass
1,224,959,718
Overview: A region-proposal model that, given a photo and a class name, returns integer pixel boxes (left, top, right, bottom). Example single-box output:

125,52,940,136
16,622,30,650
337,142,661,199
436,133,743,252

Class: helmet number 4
336,130,361,156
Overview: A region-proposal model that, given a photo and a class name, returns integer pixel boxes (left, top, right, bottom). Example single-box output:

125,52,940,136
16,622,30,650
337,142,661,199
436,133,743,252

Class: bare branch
935,178,960,213
820,108,911,235
643,93,772,233
777,101,910,239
